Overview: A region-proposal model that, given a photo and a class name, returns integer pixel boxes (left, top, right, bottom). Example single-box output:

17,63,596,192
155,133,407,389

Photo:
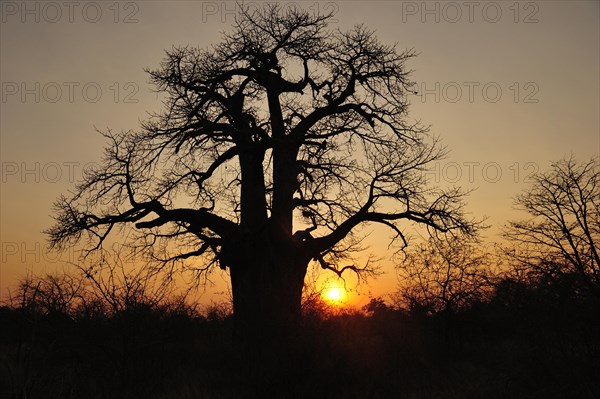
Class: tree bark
228,228,310,372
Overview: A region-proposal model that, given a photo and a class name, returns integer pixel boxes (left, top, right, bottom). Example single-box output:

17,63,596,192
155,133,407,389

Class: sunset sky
1,1,598,307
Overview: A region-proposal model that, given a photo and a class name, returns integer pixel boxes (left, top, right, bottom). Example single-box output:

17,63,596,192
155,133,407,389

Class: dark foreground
1,285,599,399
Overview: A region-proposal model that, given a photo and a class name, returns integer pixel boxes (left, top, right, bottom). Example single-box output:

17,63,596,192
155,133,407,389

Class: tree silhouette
47,5,474,347
396,235,492,314
505,156,600,300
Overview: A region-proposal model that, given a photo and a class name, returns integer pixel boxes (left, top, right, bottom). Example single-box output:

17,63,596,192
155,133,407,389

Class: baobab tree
47,5,475,346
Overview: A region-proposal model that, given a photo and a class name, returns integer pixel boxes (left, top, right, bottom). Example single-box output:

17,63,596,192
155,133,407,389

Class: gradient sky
1,1,598,307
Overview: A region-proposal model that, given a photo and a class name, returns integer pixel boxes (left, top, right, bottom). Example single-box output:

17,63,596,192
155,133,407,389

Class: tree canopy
48,6,473,275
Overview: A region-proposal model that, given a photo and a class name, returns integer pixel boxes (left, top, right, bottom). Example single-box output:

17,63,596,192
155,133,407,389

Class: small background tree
396,235,493,314
504,156,600,301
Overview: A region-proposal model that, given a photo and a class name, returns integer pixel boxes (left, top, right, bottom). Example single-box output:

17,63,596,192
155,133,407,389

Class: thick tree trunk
228,230,310,380
230,248,308,344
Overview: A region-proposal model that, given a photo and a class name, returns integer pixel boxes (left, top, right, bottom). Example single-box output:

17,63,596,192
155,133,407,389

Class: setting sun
323,284,347,304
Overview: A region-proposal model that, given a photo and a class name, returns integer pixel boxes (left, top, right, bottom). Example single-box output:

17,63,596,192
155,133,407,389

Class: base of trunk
228,249,309,383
